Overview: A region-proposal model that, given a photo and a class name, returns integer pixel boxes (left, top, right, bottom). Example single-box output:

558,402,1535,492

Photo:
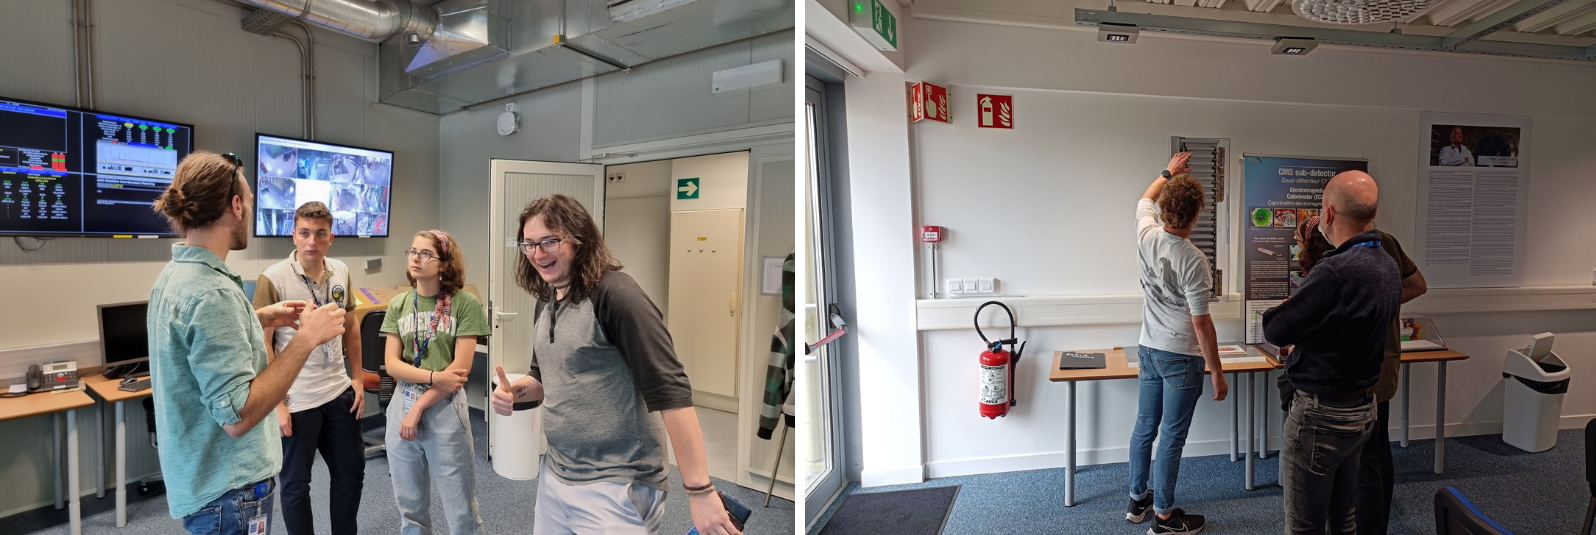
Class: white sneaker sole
1147,524,1203,535
1126,509,1150,523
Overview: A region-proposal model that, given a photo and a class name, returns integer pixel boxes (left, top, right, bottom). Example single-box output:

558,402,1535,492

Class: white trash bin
490,372,542,480
1502,333,1571,453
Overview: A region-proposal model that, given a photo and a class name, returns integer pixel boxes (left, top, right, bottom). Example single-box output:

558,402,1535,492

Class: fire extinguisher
976,301,1026,419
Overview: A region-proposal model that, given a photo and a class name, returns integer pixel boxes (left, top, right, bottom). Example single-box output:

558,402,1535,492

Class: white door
487,159,605,457
667,209,745,407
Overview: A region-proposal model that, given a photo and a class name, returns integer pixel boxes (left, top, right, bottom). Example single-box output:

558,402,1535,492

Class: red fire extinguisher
976,301,1026,419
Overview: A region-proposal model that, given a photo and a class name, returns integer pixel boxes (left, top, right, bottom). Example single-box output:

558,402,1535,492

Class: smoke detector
1292,0,1432,24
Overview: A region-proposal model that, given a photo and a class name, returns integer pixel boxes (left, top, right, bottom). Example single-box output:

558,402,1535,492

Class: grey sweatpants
532,456,667,535
386,383,486,535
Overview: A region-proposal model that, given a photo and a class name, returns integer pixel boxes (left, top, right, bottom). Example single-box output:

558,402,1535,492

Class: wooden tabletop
0,389,95,422
1401,349,1471,363
83,374,151,403
1050,347,1282,382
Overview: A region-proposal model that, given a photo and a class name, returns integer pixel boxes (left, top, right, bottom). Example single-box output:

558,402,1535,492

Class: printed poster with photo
1415,112,1530,288
1241,154,1368,344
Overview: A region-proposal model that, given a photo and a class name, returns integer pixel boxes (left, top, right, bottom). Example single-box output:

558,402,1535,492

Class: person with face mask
1263,171,1402,535
148,151,347,535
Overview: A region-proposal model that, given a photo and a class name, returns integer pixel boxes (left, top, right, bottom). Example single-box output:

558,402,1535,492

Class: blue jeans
1127,346,1206,515
182,478,276,535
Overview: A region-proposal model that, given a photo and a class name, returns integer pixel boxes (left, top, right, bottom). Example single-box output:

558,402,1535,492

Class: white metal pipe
236,0,435,42
272,31,312,139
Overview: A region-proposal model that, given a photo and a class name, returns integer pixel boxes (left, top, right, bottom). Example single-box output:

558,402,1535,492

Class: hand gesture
399,411,421,441
1211,374,1229,402
297,302,347,346
276,405,293,437
258,300,307,330
492,366,517,417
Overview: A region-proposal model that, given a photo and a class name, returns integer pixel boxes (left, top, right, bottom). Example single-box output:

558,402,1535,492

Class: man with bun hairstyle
148,151,347,535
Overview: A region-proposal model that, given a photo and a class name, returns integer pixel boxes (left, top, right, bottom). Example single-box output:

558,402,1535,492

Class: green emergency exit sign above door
677,177,700,199
849,0,898,51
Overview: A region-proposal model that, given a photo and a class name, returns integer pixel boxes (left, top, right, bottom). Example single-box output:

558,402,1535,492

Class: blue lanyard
299,272,327,308
1352,240,1382,249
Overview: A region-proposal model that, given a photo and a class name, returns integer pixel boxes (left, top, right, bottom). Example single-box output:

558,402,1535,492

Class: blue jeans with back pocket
182,478,276,535
1127,346,1206,515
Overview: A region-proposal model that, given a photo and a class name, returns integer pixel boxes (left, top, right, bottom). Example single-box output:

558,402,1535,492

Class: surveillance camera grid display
255,135,391,237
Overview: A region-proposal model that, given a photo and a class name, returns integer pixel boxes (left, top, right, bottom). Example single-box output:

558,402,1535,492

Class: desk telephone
27,361,80,392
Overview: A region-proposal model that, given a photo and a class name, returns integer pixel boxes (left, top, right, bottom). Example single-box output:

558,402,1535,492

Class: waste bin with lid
490,372,543,480
1502,332,1570,453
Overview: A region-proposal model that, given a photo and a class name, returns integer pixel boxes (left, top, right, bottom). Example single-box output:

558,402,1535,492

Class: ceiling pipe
236,0,436,42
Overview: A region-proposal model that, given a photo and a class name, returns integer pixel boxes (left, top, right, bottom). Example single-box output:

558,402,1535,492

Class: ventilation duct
238,0,791,114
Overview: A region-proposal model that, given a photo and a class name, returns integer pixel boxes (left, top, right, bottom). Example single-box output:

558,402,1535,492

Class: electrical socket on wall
945,277,997,296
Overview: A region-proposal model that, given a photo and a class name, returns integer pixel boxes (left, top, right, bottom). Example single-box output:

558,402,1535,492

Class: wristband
684,482,715,494
430,371,434,384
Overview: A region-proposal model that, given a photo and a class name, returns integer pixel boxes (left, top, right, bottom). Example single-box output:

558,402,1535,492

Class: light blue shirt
148,244,281,518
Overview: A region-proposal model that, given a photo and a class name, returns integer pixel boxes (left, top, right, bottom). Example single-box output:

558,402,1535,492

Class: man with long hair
492,194,743,535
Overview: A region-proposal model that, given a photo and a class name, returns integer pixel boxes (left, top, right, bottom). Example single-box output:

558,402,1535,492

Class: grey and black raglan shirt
531,270,694,490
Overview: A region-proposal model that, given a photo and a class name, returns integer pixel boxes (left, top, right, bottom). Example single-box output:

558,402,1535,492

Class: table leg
1065,381,1077,507
55,412,63,510
1435,362,1447,474
96,399,105,499
117,400,127,527
1246,372,1255,491
1400,362,1410,448
1231,372,1239,462
1259,370,1270,460
69,409,81,535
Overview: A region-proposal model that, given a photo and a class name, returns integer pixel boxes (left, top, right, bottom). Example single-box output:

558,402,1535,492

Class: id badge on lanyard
301,274,341,364
402,383,426,415
247,480,271,534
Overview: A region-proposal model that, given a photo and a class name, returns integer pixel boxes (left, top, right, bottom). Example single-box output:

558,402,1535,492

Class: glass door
801,75,846,527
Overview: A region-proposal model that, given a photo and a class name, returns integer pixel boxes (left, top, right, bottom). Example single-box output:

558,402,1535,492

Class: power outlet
607,172,625,184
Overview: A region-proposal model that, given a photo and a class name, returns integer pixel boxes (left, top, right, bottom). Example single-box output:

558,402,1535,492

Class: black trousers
1355,401,1394,535
280,387,366,535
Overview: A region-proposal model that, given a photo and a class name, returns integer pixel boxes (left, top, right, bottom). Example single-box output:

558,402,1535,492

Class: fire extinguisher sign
976,94,1013,129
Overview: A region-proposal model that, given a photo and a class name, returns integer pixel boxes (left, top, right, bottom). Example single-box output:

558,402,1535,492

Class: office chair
360,310,392,459
1435,487,1515,535
1583,418,1596,535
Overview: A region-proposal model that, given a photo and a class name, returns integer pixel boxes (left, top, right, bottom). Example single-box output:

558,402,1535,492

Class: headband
428,229,450,253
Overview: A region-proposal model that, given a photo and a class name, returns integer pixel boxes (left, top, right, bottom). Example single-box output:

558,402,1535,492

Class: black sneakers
1126,491,1153,523
1149,508,1205,535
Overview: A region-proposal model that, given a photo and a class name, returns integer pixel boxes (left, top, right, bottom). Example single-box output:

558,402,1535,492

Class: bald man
1261,171,1401,535
1438,127,1474,166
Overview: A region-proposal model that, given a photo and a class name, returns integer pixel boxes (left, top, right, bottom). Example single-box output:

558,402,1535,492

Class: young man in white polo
252,201,366,535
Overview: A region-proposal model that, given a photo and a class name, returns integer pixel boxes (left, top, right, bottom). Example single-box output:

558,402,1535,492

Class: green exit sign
849,0,898,51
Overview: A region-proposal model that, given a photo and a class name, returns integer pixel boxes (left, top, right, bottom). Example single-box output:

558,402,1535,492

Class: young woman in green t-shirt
380,230,490,535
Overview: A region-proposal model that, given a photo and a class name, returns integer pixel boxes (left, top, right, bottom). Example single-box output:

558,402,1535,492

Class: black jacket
1263,229,1401,395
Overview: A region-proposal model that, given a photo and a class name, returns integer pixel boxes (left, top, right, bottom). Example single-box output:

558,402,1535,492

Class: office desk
1049,348,1280,506
83,375,152,528
1398,349,1471,474
0,388,95,535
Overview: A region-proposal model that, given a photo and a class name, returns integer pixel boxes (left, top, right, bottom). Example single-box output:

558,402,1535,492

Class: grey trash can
1502,332,1570,453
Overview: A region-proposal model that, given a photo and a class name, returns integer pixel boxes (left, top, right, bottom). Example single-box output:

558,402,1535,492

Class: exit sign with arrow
677,177,700,199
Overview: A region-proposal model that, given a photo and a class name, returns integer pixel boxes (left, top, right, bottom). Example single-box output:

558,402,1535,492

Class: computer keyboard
118,377,151,392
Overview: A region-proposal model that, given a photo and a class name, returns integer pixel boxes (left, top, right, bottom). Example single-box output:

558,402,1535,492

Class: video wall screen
254,134,392,237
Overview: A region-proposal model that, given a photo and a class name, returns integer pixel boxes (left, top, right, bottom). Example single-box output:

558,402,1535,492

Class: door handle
495,311,518,319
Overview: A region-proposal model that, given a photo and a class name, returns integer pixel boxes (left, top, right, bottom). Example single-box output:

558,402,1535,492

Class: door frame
803,73,850,528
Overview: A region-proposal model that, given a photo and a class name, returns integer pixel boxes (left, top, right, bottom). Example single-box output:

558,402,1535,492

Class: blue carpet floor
5,408,794,535
813,429,1590,534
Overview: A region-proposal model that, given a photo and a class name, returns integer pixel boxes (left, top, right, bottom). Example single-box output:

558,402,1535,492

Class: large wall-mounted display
254,134,392,237
0,97,194,237
1241,154,1368,344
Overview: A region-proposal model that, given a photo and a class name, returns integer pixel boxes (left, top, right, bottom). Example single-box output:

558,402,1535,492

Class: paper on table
6,384,23,394
1401,339,1446,352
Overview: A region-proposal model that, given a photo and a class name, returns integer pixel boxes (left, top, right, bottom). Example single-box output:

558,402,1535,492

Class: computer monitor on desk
98,301,149,378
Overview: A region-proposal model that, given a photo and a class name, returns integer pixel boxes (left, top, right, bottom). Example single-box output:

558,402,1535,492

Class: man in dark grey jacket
1262,171,1400,535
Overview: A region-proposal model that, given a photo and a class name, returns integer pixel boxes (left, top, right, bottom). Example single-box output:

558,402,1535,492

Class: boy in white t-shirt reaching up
1126,153,1228,535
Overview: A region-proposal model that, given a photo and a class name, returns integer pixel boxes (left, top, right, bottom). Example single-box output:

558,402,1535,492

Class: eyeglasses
404,248,438,262
518,237,568,255
220,152,243,202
